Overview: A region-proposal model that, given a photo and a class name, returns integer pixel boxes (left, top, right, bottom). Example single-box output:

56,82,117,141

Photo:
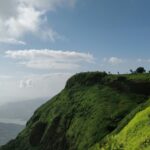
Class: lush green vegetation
1,72,150,150
91,99,150,150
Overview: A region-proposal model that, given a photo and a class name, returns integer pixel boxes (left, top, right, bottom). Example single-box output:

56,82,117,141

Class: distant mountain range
0,97,49,124
0,122,24,146
0,97,49,145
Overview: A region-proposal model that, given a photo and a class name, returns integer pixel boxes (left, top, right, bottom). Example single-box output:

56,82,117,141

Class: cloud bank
6,49,94,70
0,0,77,45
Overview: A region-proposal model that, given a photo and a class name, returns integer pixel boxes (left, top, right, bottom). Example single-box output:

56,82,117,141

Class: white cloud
103,57,124,65
0,0,77,45
5,49,94,70
6,49,93,61
19,79,32,88
5,5,42,37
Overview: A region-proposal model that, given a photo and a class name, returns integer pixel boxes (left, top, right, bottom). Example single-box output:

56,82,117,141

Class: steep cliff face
1,72,150,150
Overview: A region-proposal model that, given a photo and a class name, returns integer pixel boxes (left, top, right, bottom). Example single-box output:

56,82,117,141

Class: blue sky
0,0,150,104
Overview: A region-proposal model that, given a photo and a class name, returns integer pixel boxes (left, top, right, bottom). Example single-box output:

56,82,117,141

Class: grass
93,100,150,150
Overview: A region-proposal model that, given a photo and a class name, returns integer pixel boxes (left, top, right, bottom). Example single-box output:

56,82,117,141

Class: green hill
1,72,150,150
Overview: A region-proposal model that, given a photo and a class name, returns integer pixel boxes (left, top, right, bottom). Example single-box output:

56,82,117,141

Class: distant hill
0,122,24,146
1,72,150,150
0,98,48,146
0,98,49,123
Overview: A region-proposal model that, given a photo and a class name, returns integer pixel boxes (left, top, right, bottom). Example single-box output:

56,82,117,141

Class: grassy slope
1,72,150,150
112,105,150,150
91,99,150,150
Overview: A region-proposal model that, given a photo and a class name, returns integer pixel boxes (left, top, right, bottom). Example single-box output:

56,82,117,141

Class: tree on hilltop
135,67,146,74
